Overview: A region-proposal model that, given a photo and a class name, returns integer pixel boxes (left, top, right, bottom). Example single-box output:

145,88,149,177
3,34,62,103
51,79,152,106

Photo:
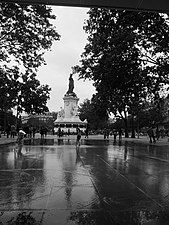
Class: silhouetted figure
85,128,88,138
76,127,81,148
147,127,156,143
104,128,109,139
44,127,48,137
104,128,107,139
40,126,45,139
29,126,33,138
58,127,62,138
32,127,36,138
6,124,11,138
11,125,16,138
106,129,110,139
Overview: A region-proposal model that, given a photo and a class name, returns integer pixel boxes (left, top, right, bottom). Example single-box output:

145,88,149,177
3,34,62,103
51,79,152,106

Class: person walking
16,129,26,156
11,125,16,138
103,128,107,139
44,126,48,137
85,128,88,138
40,126,45,139
147,127,156,143
106,129,110,139
32,127,36,138
58,127,61,138
76,127,82,154
6,124,11,138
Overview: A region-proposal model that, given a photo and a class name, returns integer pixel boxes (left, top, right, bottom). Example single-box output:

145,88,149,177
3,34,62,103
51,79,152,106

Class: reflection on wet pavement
1,139,169,224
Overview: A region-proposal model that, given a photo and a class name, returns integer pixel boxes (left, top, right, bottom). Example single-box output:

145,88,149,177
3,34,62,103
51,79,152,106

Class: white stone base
54,93,87,133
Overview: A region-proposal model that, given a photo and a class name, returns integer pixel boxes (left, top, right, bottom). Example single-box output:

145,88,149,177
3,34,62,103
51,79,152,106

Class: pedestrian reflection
62,148,77,208
25,146,31,153
124,145,128,161
64,171,73,208
76,153,81,165
14,152,24,169
147,145,156,154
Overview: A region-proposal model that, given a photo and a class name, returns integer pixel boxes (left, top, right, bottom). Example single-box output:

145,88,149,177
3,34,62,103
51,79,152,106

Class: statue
67,74,74,95
65,74,77,97
58,107,65,119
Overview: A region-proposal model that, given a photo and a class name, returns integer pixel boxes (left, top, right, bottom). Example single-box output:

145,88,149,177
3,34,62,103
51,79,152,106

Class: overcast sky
37,6,95,112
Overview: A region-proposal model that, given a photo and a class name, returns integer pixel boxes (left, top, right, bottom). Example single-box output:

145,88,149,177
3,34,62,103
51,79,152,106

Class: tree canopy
0,3,60,122
0,3,60,71
78,96,108,130
73,8,169,135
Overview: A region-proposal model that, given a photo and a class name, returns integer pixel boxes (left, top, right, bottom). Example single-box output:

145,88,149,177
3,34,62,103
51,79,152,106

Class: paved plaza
0,135,169,224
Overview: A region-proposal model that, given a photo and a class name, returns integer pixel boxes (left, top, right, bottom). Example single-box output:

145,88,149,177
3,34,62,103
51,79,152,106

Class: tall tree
79,96,108,130
0,67,51,128
18,71,51,115
73,9,169,137
0,67,19,113
0,3,60,127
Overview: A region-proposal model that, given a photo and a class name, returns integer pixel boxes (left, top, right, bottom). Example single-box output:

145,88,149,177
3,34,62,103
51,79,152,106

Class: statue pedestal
54,93,87,133
63,94,79,119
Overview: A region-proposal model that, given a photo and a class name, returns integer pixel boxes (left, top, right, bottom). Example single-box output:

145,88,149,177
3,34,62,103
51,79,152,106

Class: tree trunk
137,115,140,139
124,118,129,138
2,110,7,132
4,111,7,132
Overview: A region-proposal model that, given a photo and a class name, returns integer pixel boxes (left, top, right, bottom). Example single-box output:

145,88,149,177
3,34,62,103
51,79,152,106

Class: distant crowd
0,124,168,144
103,127,169,143
0,124,49,139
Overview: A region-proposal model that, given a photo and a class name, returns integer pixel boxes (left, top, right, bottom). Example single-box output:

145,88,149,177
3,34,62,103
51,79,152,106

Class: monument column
54,74,87,132
63,95,79,119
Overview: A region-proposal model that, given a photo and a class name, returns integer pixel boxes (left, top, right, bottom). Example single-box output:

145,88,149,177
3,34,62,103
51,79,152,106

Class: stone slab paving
0,135,169,224
0,141,110,225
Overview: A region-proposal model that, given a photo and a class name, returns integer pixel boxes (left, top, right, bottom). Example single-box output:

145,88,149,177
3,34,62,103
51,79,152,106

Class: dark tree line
78,97,108,131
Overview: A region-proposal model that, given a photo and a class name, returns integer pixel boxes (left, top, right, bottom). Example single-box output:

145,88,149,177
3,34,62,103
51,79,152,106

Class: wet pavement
0,137,169,224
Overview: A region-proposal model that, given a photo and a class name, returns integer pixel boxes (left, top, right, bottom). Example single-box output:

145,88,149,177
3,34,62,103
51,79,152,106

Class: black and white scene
0,1,169,224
